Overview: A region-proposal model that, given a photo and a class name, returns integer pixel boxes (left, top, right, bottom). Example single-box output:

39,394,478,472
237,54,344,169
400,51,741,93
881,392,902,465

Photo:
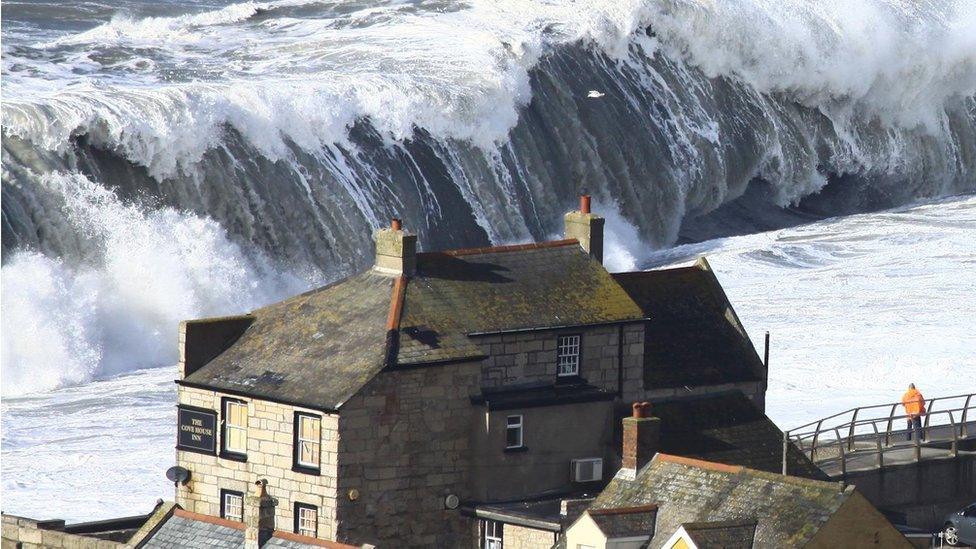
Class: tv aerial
165,466,191,488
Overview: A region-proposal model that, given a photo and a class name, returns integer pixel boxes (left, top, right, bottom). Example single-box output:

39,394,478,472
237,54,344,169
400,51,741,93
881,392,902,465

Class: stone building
170,196,798,547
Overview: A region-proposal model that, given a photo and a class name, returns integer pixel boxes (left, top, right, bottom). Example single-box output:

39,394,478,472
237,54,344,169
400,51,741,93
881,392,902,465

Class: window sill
292,464,321,476
220,451,248,463
504,446,529,454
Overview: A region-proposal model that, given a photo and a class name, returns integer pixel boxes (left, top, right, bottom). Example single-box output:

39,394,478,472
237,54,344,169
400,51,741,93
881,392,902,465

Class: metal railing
783,393,975,476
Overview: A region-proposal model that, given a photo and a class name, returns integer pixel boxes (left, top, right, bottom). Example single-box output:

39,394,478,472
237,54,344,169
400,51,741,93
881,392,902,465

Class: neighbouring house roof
467,494,597,533
182,240,646,410
592,453,853,548
587,505,658,539
612,257,764,387
650,391,827,480
681,519,757,549
140,508,356,548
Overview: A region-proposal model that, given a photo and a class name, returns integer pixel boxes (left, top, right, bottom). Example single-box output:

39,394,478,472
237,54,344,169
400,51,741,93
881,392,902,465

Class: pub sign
177,405,217,454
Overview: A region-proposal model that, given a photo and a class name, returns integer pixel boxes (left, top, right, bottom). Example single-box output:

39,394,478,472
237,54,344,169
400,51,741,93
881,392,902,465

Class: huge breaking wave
2,0,976,395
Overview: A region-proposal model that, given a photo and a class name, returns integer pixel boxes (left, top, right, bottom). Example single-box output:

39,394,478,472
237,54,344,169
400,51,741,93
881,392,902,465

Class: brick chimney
244,479,275,549
621,402,660,479
564,194,605,263
374,218,416,276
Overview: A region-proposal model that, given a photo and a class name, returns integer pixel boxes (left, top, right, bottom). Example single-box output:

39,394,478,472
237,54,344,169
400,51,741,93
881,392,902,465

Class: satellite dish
166,466,191,486
444,494,460,510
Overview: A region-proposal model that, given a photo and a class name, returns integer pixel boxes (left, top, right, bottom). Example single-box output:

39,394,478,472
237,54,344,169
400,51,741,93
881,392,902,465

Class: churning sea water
1,0,974,523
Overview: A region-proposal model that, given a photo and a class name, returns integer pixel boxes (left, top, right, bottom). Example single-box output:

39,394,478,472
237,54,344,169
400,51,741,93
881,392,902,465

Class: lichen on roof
182,241,645,409
592,453,851,548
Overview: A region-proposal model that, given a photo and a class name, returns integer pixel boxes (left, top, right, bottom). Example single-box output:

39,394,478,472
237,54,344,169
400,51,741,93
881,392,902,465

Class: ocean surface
2,0,975,523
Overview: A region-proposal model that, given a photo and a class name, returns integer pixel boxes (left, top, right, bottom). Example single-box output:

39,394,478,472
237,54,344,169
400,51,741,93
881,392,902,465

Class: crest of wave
1,0,651,178
0,173,318,396
646,0,976,131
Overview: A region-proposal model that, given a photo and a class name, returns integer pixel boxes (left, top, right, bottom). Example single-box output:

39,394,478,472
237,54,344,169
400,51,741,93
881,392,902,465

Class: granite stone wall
476,324,645,394
176,386,340,541
0,515,124,549
333,361,483,547
503,523,558,549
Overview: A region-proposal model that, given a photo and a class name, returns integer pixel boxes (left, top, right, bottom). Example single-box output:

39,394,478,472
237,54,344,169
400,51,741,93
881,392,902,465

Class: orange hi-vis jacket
902,389,926,417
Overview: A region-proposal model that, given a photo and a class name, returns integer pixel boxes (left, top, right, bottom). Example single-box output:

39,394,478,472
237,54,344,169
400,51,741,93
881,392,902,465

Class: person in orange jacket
902,383,926,441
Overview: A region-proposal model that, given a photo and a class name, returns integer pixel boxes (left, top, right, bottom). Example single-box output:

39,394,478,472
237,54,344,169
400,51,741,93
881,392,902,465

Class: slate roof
592,454,852,548
650,391,827,480
182,271,395,410
682,519,757,549
183,240,645,410
141,509,355,548
588,505,658,539
613,258,764,387
398,241,646,364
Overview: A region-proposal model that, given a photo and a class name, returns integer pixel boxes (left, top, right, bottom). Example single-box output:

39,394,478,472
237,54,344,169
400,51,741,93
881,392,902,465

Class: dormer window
557,334,581,377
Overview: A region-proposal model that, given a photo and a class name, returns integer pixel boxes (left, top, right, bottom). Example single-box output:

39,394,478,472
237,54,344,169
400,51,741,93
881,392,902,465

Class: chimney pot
391,218,402,231
580,194,591,214
631,402,642,418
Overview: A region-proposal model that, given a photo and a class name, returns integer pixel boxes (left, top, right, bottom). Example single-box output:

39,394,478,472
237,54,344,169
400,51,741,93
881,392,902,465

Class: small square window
295,503,318,537
220,489,244,522
557,335,581,377
505,415,523,449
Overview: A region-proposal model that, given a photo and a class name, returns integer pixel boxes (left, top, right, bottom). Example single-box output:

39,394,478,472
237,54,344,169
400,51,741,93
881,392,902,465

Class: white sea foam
0,173,319,396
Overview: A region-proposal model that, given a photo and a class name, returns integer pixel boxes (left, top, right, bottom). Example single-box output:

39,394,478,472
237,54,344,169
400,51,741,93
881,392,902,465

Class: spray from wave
2,0,975,394
0,174,318,396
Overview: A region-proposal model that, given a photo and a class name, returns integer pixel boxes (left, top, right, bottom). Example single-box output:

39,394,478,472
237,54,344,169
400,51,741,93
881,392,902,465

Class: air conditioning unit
571,458,603,483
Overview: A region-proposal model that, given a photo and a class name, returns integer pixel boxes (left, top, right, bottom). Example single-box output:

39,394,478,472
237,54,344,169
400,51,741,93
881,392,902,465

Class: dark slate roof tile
651,391,827,480
183,271,394,410
683,518,757,548
588,505,658,538
592,454,850,548
613,258,764,387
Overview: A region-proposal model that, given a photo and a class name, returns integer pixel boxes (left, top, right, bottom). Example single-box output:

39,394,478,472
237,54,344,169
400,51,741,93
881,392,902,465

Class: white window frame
295,413,321,470
483,520,503,549
557,334,581,377
223,399,248,455
221,490,244,522
505,415,523,449
295,503,318,537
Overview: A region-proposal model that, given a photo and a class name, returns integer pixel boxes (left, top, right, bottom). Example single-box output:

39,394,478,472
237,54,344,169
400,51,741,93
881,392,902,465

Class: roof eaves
174,379,339,414
467,317,649,337
653,453,745,474
589,504,659,516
